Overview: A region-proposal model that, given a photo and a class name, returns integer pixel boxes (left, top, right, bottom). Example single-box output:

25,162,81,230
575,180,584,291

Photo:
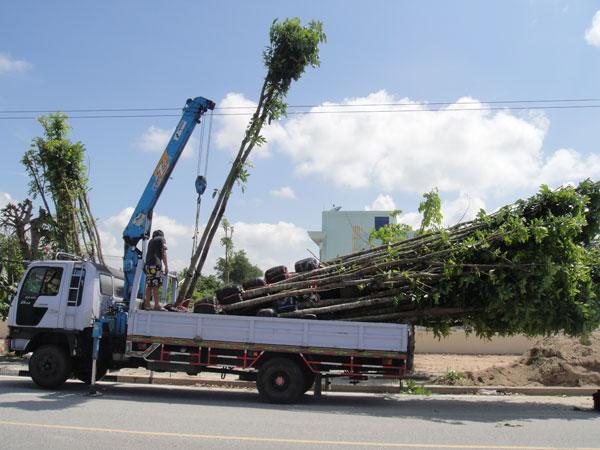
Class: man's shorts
144,265,163,288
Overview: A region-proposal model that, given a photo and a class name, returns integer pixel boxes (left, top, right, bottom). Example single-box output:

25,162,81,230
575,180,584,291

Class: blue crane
122,96,215,303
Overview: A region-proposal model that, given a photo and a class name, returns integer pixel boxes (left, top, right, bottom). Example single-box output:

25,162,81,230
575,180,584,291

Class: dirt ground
428,331,600,387
415,354,520,377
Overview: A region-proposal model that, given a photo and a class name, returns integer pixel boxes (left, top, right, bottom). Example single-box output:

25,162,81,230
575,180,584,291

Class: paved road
0,376,599,450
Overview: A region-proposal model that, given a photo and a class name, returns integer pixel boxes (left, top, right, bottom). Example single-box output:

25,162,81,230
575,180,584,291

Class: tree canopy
215,250,262,285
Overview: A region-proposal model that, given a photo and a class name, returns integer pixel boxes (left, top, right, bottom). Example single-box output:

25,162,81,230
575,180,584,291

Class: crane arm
123,96,215,302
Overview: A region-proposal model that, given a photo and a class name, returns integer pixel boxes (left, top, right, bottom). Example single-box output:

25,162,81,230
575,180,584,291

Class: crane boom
123,96,215,302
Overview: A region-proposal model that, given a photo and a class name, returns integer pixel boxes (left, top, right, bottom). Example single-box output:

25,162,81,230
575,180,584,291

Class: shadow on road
0,378,596,425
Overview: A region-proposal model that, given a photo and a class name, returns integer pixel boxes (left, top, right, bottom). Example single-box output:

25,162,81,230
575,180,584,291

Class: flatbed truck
6,258,409,403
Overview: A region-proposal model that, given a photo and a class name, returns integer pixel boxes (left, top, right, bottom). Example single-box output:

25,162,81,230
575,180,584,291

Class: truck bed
128,310,409,353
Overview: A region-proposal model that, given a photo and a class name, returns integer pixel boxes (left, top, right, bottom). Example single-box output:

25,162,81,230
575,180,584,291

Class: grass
401,379,432,395
438,369,465,385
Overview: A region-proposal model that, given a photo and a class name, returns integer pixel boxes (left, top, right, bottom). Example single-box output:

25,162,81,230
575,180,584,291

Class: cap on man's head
152,229,164,238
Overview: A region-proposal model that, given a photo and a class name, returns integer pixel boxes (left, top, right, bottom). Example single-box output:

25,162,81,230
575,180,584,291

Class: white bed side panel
128,311,408,352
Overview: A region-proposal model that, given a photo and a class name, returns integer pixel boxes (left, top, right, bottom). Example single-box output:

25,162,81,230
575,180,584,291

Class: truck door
63,265,86,330
16,266,64,328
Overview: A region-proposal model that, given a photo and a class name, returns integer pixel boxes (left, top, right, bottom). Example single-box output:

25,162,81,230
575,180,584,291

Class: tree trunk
178,82,271,302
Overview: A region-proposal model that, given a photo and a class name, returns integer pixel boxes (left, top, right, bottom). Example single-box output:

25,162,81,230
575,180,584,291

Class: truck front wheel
29,345,72,389
257,357,306,404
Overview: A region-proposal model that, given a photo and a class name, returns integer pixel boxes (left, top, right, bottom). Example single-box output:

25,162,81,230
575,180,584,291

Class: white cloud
536,148,600,185
137,126,198,159
0,192,13,209
248,90,600,200
365,193,396,211
397,211,421,229
230,221,315,270
101,207,195,271
213,92,286,159
0,53,31,74
100,208,316,275
441,192,486,226
270,186,296,199
585,10,600,47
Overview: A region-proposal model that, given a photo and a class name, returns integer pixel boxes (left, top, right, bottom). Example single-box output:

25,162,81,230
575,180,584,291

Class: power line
1,103,600,120
0,97,599,114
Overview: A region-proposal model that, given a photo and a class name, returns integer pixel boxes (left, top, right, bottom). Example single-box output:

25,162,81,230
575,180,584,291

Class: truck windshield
22,267,63,297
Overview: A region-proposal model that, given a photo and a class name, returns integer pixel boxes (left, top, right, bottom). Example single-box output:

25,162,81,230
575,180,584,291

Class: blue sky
1,1,600,271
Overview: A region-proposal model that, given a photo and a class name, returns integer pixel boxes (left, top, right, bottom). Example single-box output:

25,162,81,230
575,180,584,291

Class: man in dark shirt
143,229,169,310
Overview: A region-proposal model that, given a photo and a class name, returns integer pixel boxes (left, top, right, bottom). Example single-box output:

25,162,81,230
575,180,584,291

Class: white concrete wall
414,327,537,355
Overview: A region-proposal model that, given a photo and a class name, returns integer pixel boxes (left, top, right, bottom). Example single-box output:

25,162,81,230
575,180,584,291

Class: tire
294,257,319,273
29,344,73,389
242,277,266,290
257,357,306,404
216,285,241,305
264,266,288,284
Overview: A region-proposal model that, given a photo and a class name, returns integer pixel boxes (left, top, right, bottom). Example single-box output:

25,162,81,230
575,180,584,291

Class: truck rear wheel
29,344,72,389
257,357,306,404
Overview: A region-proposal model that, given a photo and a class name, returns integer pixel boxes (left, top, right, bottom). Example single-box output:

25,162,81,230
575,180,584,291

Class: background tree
219,218,234,284
0,199,52,260
215,250,262,285
21,113,104,263
0,233,26,320
177,268,223,301
179,17,326,302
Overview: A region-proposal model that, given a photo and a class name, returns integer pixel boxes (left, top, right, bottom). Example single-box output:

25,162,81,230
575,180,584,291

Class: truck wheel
29,345,72,389
257,357,306,404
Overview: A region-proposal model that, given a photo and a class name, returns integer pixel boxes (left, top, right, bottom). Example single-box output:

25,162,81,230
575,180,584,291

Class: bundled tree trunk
215,181,600,338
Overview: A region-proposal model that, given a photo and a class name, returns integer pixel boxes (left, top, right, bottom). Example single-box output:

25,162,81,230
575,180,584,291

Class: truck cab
7,258,125,387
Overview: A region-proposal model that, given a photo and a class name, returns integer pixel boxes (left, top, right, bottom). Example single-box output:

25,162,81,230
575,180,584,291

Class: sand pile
465,331,600,387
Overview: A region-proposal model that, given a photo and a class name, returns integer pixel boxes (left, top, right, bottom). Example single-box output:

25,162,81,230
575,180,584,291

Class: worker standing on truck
143,229,169,311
